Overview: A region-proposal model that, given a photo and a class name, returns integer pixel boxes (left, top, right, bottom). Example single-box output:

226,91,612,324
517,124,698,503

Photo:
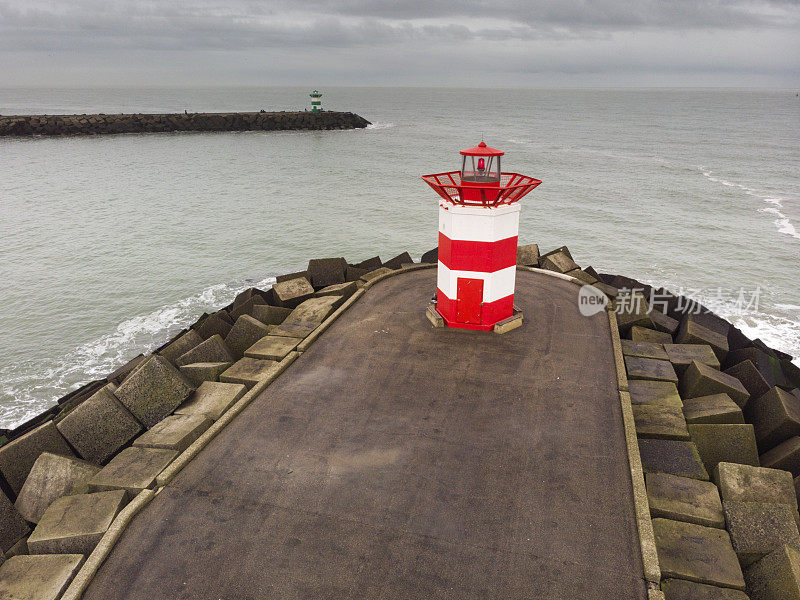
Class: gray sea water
1,87,798,428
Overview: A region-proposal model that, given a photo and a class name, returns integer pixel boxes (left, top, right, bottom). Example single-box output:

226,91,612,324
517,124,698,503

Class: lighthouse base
427,298,523,334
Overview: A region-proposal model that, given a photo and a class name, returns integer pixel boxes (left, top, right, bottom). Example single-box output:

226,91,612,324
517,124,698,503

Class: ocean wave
0,275,275,429
366,122,396,130
698,167,800,241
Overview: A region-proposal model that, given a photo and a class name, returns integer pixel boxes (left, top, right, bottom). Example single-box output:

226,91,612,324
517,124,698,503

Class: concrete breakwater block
0,491,29,554
726,347,785,388
724,360,772,400
680,361,750,408
55,385,142,464
382,251,413,270
175,334,234,367
688,424,759,475
645,472,725,528
566,268,598,285
744,544,800,600
761,437,800,476
622,340,668,361
271,296,339,338
252,304,292,325
352,256,382,271
629,380,683,407
639,439,709,480
616,292,656,332
652,518,745,589
132,414,212,453
664,344,720,374
0,554,85,600
360,266,393,283
307,257,347,288
745,387,800,451
114,355,194,429
27,490,127,555
245,335,300,361
88,447,178,495
106,354,146,386
715,462,799,519
650,310,680,336
625,356,679,384
683,394,744,425
0,421,74,495
540,250,578,274
229,295,267,322
220,358,279,389
272,277,314,308
677,318,729,362
314,281,357,300
179,362,232,387
158,330,202,365
14,453,100,523
175,381,246,421
723,500,800,567
194,311,232,341
420,247,438,264
631,326,673,344
516,243,539,266
225,315,270,359
633,404,690,440
660,579,749,600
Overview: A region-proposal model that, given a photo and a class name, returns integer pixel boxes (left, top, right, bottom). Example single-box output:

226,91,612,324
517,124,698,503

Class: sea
1,87,798,428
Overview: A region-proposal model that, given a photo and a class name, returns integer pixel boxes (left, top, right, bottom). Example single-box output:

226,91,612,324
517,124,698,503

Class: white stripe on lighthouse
437,262,517,303
438,202,521,243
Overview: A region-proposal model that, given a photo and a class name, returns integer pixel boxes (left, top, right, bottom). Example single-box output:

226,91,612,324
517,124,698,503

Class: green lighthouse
310,90,322,113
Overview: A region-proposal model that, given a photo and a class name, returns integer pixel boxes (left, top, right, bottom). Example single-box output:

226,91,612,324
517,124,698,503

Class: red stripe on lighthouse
438,233,518,273
436,288,515,331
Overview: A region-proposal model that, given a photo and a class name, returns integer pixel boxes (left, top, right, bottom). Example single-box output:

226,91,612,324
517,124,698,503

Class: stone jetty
0,111,370,137
0,245,798,600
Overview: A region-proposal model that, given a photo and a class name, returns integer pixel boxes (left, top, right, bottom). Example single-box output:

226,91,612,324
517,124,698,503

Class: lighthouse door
456,277,483,324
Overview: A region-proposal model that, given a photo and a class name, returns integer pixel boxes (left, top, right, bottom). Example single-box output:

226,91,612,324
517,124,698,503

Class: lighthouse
422,142,542,331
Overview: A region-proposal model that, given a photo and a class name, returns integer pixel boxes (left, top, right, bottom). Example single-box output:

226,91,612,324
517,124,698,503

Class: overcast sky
1,0,798,87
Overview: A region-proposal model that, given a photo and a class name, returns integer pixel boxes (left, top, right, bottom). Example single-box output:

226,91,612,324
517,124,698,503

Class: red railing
421,171,542,207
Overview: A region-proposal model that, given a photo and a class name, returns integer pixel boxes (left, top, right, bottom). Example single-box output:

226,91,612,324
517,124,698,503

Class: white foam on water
0,275,276,429
366,122,396,130
698,167,800,241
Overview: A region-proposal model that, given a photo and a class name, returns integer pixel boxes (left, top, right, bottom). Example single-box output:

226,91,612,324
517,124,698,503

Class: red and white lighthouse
422,142,541,331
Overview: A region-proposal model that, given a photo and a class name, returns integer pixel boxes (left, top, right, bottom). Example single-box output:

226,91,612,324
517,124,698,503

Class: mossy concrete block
623,340,669,360
761,438,800,477
346,266,368,282
174,381,246,421
360,266,393,283
55,386,142,464
352,256,382,270
616,292,656,332
178,361,231,387
593,281,620,300
681,361,750,408
272,276,314,308
746,387,800,452
275,270,309,283
175,334,233,368
382,251,413,270
634,404,690,440
744,544,800,600
660,578,749,599
158,330,202,365
0,490,29,554
652,310,680,335
271,296,339,338
88,447,178,495
540,250,578,274
683,394,745,425
723,501,800,567
132,414,212,452
225,315,270,360
626,356,679,384
27,490,126,555
220,358,279,389
727,347,784,389
14,453,100,523
252,304,293,325
677,318,729,363
665,344,721,374
715,462,799,520
0,554,84,600
724,360,772,400
4,536,28,560
420,247,438,264
106,354,146,385
194,311,232,341
646,473,724,528
516,243,539,266
566,268,599,285
541,245,574,261
307,257,347,288
632,326,674,344
314,281,358,300
114,355,194,429
639,439,710,480
0,421,74,495
629,380,683,407
652,518,745,589
689,424,759,474
229,295,267,322
244,335,300,361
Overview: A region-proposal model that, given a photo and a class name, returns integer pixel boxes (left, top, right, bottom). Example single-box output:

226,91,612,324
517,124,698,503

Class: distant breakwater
0,111,371,137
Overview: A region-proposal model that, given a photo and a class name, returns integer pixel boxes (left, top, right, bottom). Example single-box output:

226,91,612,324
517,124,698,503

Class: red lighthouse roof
460,141,504,157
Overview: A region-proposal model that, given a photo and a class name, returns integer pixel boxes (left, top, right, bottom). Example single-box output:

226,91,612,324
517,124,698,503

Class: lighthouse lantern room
422,142,542,331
